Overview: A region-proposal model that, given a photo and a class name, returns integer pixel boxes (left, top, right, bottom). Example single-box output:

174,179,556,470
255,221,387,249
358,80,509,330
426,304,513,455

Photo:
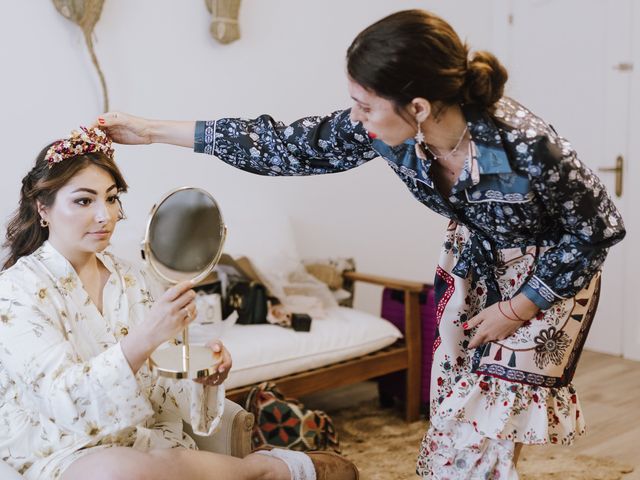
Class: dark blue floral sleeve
519,136,625,309
194,109,378,175
193,98,625,311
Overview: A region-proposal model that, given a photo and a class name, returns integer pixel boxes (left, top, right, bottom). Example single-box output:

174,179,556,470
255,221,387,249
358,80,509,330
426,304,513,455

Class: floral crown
44,126,114,168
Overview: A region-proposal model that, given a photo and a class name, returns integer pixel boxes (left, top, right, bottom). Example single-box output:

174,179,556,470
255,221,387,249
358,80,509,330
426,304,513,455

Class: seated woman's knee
148,446,192,464
62,448,164,480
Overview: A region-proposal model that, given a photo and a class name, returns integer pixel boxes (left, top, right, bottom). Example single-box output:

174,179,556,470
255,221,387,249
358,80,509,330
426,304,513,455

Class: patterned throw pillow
245,382,340,453
303,257,356,307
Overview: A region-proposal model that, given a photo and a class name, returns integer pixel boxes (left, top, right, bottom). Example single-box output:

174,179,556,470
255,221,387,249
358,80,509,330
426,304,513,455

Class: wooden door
498,0,635,357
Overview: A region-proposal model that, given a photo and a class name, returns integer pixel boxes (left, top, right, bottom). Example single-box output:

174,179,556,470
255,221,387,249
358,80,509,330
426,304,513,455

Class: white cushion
189,307,402,390
0,460,22,480
221,211,338,316
222,207,300,276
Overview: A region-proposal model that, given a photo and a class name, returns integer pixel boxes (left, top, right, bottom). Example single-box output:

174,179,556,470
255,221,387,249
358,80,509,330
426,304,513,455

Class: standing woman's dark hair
346,9,508,114
3,142,128,270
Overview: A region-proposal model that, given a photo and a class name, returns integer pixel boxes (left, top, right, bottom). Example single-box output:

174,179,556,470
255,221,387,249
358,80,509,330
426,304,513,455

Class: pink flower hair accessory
44,126,114,168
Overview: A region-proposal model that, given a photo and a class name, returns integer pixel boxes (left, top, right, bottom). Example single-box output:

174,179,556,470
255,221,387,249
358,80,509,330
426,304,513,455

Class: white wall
0,1,495,314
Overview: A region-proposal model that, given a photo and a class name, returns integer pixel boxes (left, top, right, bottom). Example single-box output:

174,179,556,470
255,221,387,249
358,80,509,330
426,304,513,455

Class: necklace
438,141,472,177
424,126,469,162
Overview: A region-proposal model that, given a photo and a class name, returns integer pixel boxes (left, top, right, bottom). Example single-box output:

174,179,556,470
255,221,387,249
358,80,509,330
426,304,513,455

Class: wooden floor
301,350,640,479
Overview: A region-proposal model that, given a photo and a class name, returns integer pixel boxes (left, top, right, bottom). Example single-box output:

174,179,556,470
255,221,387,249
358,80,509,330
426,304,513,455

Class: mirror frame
141,186,227,285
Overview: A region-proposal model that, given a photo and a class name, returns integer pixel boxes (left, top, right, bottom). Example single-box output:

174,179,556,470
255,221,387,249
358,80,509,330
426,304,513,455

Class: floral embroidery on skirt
417,222,600,478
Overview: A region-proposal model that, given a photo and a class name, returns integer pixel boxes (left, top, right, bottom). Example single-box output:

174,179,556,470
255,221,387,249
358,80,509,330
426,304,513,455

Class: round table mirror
142,187,227,379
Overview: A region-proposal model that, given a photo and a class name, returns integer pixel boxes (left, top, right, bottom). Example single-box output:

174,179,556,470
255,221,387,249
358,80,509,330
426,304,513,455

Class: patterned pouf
246,382,340,452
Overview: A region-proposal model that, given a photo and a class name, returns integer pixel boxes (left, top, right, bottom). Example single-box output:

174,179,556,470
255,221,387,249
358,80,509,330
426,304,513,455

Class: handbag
224,280,269,325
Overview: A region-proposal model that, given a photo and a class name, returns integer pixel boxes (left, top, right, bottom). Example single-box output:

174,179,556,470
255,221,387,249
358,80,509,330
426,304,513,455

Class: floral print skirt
416,222,601,479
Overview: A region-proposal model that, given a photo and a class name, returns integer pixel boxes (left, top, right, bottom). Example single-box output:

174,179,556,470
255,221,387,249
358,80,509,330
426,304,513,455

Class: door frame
622,0,640,361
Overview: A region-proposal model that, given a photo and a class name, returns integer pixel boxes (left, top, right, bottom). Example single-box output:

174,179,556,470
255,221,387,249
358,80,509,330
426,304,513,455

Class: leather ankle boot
307,451,359,480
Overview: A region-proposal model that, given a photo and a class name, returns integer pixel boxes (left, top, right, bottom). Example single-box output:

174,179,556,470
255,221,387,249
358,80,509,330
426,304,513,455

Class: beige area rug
328,400,634,480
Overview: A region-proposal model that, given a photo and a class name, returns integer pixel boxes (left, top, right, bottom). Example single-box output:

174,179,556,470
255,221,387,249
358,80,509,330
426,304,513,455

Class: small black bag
224,280,269,325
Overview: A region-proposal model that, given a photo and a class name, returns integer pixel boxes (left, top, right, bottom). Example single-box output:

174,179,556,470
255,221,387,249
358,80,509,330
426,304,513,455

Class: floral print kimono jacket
193,97,625,478
0,242,225,479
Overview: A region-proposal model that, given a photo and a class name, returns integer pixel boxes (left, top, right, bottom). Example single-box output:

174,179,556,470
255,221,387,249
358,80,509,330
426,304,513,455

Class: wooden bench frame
226,271,424,422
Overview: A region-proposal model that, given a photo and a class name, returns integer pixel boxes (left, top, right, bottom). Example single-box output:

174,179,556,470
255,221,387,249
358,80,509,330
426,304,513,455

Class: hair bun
463,51,508,109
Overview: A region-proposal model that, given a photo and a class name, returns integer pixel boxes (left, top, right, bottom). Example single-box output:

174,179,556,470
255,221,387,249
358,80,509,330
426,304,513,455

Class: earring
40,218,49,228
414,116,425,144
413,115,427,160
413,122,424,144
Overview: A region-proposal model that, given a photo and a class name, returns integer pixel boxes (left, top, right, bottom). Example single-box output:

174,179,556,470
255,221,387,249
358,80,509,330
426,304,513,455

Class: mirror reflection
145,188,225,285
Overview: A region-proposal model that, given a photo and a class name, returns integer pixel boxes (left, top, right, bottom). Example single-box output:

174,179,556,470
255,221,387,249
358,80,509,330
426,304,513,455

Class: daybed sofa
191,215,425,422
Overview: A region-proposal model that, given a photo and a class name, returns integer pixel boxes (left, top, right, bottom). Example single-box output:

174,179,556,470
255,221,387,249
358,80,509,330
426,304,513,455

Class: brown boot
307,451,359,480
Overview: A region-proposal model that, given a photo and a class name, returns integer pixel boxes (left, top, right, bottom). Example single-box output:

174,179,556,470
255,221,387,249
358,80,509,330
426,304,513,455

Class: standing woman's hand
95,112,153,145
94,113,196,148
121,280,198,373
466,294,539,349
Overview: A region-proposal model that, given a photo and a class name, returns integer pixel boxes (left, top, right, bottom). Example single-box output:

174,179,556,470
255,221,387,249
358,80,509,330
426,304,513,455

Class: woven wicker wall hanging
52,0,109,111
205,0,241,45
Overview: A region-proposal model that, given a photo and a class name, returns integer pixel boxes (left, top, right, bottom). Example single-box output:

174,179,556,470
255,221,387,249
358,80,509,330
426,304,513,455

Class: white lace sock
256,449,317,480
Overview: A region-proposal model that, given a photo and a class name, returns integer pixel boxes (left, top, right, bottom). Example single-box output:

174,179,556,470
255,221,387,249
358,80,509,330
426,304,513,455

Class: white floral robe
0,241,225,479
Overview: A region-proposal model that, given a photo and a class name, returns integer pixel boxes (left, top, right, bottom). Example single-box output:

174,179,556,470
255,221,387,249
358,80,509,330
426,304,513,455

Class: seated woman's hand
145,280,198,349
194,340,232,387
121,283,197,374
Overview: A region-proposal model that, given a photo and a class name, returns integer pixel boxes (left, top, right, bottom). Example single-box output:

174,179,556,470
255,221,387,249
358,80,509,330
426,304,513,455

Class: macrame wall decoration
205,0,241,45
52,0,109,111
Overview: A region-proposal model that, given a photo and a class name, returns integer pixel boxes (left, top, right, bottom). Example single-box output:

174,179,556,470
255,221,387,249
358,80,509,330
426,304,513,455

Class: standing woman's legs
513,443,524,466
417,222,487,477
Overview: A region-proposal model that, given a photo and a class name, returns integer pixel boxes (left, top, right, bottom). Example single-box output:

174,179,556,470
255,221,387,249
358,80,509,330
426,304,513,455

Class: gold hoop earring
40,218,49,228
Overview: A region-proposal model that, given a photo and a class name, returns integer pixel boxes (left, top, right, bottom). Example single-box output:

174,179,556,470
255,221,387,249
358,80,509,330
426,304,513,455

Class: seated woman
0,127,357,480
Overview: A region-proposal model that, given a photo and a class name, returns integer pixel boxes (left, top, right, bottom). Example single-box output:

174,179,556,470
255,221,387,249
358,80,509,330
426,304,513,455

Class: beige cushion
186,398,254,458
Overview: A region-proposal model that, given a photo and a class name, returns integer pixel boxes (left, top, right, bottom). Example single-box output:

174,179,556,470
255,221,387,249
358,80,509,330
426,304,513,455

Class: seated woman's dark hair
3,144,128,270
346,9,508,114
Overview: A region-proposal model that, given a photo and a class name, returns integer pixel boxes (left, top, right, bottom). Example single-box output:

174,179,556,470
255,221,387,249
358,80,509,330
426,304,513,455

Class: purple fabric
378,285,437,412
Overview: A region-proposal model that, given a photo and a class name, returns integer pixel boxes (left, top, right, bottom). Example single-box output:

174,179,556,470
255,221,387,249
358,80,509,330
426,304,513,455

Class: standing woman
99,10,625,478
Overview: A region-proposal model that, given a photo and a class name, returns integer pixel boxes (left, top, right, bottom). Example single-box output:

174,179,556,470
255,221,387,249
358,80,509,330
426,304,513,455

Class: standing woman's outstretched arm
97,109,379,176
